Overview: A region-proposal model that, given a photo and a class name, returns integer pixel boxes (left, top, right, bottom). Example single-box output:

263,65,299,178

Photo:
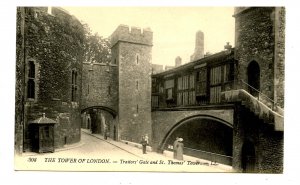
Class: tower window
71,69,78,102
136,104,139,114
136,80,139,90
136,54,140,64
27,61,35,99
108,86,111,95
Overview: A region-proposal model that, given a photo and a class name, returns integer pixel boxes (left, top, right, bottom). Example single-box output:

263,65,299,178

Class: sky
63,7,235,67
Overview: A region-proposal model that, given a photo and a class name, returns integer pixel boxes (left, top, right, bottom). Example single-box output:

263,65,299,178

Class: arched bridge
151,105,234,165
81,105,117,118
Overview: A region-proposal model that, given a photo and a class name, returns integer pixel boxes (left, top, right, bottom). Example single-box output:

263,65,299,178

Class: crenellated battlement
110,24,153,48
233,7,252,17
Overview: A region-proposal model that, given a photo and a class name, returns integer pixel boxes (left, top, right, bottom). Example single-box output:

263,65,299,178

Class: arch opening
247,61,260,97
81,106,117,140
241,140,256,173
160,115,233,165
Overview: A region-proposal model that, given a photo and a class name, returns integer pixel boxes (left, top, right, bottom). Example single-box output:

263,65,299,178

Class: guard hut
30,113,56,153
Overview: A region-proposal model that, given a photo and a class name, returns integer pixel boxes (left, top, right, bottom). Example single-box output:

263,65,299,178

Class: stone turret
110,24,153,48
110,24,153,143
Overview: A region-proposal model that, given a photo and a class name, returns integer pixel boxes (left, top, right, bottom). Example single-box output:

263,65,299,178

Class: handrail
239,79,277,109
184,147,232,159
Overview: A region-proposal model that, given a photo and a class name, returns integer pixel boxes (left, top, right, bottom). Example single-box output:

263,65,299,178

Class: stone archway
159,115,233,165
241,140,256,173
81,106,117,139
247,61,260,97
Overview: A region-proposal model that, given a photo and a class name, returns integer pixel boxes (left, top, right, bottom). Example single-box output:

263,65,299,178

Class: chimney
175,56,182,67
193,30,204,61
224,42,232,51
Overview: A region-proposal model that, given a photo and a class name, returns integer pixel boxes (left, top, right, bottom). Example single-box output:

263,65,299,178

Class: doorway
113,126,117,141
241,140,256,173
247,61,260,97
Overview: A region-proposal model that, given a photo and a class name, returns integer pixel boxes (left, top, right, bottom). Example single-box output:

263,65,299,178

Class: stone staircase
221,89,284,131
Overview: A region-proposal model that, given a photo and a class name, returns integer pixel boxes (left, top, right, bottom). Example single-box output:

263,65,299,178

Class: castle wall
16,7,85,151
111,25,152,143
81,62,118,112
15,7,25,153
233,7,284,173
274,7,285,108
234,7,276,105
233,104,283,173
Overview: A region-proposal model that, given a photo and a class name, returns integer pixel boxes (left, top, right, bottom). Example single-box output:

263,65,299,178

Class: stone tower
234,7,285,108
191,30,204,61
233,7,285,173
15,7,84,153
110,25,153,143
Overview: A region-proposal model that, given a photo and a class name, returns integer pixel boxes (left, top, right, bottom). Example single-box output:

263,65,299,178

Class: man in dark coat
140,136,147,154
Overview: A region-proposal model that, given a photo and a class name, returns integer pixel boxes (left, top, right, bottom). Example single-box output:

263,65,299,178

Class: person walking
176,138,184,160
144,134,149,145
140,135,147,154
104,129,109,140
173,137,179,159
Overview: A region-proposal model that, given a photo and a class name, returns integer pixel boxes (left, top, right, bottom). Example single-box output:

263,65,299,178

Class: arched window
136,54,140,64
136,80,139,90
247,61,260,97
71,69,78,102
27,61,35,99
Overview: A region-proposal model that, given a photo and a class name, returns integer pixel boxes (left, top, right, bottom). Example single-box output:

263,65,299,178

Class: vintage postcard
14,6,285,174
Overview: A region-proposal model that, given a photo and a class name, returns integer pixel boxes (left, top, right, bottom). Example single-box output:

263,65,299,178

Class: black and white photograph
13,6,284,173
1,0,300,184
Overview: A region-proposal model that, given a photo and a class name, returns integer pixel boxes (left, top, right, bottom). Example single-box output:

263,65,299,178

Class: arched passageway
247,61,260,97
160,115,233,165
81,106,117,140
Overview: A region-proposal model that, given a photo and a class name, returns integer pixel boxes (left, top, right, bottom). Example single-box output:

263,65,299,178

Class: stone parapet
110,24,153,47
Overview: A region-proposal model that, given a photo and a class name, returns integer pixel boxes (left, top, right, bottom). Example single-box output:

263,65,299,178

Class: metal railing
239,79,277,110
184,147,232,166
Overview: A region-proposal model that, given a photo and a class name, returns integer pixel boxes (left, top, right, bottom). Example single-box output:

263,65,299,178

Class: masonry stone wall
81,62,118,111
233,104,283,173
233,7,284,173
274,7,285,108
15,7,25,153
151,109,234,151
234,7,276,104
16,7,85,151
111,25,153,143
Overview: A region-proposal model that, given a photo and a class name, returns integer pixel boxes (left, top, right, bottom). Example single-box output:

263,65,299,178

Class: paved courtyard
15,130,233,172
